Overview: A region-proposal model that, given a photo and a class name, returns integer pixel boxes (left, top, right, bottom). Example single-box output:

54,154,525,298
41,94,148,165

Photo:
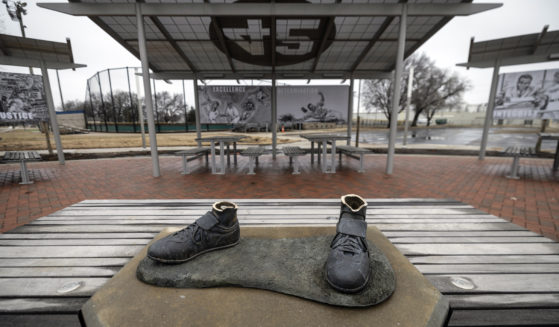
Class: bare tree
361,72,410,128
155,91,184,123
361,53,470,128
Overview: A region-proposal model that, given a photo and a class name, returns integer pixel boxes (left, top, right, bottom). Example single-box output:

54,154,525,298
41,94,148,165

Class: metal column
193,78,202,147
272,76,277,159
136,3,160,177
347,77,354,145
40,61,65,165
403,66,414,146
134,68,146,148
479,59,501,160
386,4,407,175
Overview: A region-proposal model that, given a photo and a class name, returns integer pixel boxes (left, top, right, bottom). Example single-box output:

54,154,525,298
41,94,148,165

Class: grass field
0,128,295,151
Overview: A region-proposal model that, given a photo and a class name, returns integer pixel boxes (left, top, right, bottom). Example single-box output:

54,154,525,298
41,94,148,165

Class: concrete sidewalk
1,152,558,241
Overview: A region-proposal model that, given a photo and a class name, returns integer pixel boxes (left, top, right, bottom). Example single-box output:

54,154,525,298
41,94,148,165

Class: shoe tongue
341,208,365,220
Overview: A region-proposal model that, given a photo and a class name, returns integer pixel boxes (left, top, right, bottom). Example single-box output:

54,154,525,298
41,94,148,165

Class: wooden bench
337,145,372,173
282,146,307,174
503,146,537,179
174,148,210,175
2,151,42,184
2,199,559,326
240,147,266,175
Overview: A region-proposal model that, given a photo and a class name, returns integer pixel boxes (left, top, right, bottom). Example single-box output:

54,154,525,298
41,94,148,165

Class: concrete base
82,227,448,327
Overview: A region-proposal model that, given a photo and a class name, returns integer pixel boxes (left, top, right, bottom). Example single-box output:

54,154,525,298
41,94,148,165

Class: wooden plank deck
1,199,558,326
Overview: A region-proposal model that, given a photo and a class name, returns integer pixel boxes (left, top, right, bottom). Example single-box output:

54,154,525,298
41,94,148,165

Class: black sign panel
209,0,335,67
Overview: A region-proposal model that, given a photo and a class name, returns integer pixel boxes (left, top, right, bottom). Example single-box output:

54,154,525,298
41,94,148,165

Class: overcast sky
1,0,559,110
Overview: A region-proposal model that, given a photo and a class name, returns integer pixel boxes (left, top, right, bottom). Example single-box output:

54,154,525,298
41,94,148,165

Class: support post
347,77,354,145
182,80,188,132
125,67,137,133
479,59,500,160
136,3,160,177
403,66,414,146
272,75,277,159
356,79,361,147
107,69,119,132
134,68,146,148
56,70,65,111
194,78,202,147
40,61,65,165
386,4,407,175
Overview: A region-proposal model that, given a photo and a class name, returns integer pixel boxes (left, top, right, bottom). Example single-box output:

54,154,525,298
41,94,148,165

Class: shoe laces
332,234,367,255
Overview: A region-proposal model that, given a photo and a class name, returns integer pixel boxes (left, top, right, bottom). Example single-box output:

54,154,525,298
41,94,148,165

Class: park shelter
457,26,559,160
0,34,86,165
39,0,500,177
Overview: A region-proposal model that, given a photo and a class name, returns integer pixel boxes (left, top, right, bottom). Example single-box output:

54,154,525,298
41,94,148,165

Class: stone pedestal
82,227,448,327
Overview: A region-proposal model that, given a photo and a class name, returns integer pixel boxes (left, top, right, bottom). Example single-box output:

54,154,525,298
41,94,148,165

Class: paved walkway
1,154,558,240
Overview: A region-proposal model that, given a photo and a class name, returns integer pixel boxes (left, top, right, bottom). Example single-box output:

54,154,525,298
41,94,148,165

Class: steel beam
38,3,502,17
0,56,85,69
136,3,161,177
150,70,392,80
479,59,500,160
386,5,407,175
194,78,202,147
40,62,65,165
272,76,277,159
347,78,354,145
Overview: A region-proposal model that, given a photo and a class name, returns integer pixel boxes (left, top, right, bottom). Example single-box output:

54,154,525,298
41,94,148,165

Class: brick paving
1,154,558,240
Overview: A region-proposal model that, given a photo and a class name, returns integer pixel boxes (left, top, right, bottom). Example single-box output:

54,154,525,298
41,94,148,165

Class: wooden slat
9,222,524,233
77,198,460,204
428,274,559,293
0,314,81,326
0,246,143,258
391,237,554,243
446,294,559,309
28,218,505,225
0,277,108,296
0,266,120,277
383,231,542,237
0,258,131,267
448,309,559,327
0,298,87,313
396,243,559,255
416,263,559,274
47,208,484,215
409,255,559,264
0,239,150,246
0,233,157,239
37,214,498,220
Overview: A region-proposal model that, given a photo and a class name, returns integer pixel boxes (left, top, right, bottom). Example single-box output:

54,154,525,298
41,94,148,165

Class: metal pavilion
39,0,500,177
457,26,559,160
0,34,86,165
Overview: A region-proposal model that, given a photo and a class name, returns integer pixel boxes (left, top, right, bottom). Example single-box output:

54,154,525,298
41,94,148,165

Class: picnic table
195,135,245,174
1,199,558,326
1,151,41,184
300,133,349,173
539,132,559,171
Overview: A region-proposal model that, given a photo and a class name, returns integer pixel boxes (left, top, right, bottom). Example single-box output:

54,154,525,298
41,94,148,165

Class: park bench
174,147,210,174
240,147,266,175
337,145,372,173
503,146,537,179
282,146,307,174
2,151,42,184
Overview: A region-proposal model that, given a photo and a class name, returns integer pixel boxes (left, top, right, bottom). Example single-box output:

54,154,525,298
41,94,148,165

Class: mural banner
197,85,271,124
0,72,49,122
277,86,348,124
494,68,559,120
